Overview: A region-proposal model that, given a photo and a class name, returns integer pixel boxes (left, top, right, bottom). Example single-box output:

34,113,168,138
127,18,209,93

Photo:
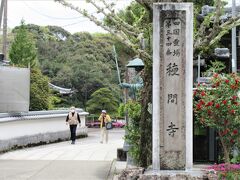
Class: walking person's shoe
71,140,75,144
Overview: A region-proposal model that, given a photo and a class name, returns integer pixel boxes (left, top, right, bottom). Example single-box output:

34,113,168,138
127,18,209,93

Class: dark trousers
70,125,77,141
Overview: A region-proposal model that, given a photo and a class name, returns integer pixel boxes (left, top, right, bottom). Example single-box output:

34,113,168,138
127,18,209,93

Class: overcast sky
7,0,238,34
8,0,132,34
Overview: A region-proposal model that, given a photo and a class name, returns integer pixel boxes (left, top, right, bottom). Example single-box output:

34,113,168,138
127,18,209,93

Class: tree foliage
13,23,134,108
9,21,52,111
10,22,133,111
30,68,51,111
86,87,119,115
119,100,142,164
9,21,37,68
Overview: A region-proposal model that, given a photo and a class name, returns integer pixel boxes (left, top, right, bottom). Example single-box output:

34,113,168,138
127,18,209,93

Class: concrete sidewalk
0,160,112,180
0,129,124,180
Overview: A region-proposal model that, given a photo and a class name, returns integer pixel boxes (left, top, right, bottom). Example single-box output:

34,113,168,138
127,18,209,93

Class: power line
62,19,89,27
22,1,105,28
21,1,101,28
22,1,87,20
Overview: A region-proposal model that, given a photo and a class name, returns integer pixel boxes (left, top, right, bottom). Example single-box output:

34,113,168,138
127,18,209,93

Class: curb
110,160,128,180
107,159,117,180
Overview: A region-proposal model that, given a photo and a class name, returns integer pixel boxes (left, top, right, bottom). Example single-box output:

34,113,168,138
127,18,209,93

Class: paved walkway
0,128,124,180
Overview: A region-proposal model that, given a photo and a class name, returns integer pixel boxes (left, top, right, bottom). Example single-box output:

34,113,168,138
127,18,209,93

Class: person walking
66,106,81,144
98,110,111,144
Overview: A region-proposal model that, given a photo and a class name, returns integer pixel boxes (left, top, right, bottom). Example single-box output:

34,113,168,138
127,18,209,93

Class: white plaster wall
0,113,88,152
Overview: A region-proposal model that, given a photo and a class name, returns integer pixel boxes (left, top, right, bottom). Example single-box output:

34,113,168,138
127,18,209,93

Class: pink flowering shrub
208,163,240,171
194,73,240,163
207,163,240,179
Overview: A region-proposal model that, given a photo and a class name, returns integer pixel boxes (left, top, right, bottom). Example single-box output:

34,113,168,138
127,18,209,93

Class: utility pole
2,0,7,59
232,0,237,72
0,0,5,29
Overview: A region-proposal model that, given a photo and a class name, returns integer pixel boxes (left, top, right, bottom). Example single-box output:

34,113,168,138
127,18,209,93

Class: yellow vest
98,114,111,128
68,112,79,125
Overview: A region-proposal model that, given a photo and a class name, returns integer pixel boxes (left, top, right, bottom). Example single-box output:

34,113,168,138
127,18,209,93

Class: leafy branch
194,0,240,54
54,0,151,60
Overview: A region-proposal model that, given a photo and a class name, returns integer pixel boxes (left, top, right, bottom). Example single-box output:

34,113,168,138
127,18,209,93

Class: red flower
225,79,229,84
196,104,202,110
215,82,220,87
221,129,229,136
233,130,238,135
213,73,218,78
199,99,205,105
207,110,212,115
206,101,213,106
201,91,206,96
193,91,197,96
235,79,239,84
222,100,227,105
224,120,228,125
232,95,237,100
230,139,234,144
231,85,237,90
215,104,220,108
230,109,235,114
233,102,238,105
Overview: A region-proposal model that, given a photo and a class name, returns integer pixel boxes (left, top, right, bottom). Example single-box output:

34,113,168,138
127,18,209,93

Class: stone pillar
80,115,86,127
153,3,193,170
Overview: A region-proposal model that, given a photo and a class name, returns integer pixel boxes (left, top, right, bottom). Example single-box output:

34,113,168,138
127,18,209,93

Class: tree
9,21,52,111
10,23,128,111
9,20,37,68
30,68,51,111
194,73,240,163
86,88,119,115
55,0,240,167
119,100,142,164
33,29,128,108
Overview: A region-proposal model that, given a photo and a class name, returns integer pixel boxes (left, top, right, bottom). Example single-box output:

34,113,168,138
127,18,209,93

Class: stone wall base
139,174,208,180
118,168,208,180
0,127,88,153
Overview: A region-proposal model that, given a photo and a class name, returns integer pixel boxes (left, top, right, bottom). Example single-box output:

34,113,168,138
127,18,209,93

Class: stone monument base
140,169,207,180
118,166,208,180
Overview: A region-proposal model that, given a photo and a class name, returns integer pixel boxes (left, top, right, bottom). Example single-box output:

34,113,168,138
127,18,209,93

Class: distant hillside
10,24,134,108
